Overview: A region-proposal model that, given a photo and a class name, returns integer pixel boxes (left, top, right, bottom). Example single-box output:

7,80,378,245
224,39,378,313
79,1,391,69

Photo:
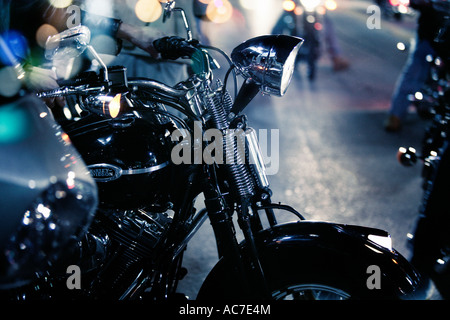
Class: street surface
177,0,437,299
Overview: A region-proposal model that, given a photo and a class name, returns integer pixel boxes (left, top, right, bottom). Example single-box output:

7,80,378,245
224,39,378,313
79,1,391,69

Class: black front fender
198,221,429,300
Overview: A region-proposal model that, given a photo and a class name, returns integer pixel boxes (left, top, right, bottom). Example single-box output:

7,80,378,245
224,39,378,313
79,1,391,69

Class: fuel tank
64,113,173,209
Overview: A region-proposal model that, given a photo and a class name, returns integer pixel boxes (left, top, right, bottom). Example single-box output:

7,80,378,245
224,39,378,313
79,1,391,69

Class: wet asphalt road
176,0,436,299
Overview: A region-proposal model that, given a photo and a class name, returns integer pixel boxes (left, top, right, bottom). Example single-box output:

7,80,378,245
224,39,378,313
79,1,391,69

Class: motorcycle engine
80,205,174,298
55,93,180,298
1,204,174,300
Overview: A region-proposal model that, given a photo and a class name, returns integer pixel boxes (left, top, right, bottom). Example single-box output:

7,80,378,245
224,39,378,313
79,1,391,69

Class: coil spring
204,82,255,200
206,93,228,130
224,133,255,199
213,81,233,115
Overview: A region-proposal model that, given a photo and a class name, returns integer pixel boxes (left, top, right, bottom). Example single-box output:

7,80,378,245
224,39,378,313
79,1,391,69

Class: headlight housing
231,35,303,96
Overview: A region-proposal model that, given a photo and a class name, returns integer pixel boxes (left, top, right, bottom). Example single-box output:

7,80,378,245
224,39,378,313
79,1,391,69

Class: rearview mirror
45,25,91,61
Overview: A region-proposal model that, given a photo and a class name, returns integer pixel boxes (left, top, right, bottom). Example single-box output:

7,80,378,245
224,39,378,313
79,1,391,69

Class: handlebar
128,79,187,97
37,79,189,100
37,85,105,98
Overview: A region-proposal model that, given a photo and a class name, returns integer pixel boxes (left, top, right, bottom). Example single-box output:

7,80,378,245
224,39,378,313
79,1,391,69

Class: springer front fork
203,182,273,299
204,116,276,298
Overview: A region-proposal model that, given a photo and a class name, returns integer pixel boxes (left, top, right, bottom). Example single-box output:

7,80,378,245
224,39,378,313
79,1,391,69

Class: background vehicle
397,0,450,299
0,94,97,291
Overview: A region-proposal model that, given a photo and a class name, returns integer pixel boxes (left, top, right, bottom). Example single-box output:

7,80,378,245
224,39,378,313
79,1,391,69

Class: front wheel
198,250,382,300
198,238,425,300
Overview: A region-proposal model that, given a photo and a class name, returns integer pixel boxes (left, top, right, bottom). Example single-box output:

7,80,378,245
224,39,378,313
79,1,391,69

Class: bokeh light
135,0,163,23
35,24,59,48
317,6,326,15
282,0,296,11
239,0,258,10
325,0,337,11
414,91,423,100
0,67,22,98
397,42,406,51
206,0,233,24
306,15,315,23
48,0,73,8
0,31,28,66
0,98,30,144
294,6,304,15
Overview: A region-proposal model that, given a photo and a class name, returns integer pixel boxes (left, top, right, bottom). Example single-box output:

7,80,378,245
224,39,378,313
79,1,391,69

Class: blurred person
83,0,201,86
4,0,199,96
3,1,160,93
384,0,446,132
271,0,349,81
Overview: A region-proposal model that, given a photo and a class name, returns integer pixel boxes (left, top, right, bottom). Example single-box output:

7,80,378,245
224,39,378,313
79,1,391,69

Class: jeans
389,37,435,120
112,53,188,86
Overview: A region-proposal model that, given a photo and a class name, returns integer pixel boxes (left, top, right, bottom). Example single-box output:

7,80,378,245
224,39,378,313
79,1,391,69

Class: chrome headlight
0,179,97,288
231,35,303,96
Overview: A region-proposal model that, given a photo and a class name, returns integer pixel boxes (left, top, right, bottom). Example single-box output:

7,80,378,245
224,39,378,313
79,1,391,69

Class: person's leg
112,53,188,86
385,38,435,131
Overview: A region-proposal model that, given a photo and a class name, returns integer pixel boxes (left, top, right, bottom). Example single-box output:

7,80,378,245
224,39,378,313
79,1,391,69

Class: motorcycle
397,0,450,298
408,54,447,120
2,1,429,300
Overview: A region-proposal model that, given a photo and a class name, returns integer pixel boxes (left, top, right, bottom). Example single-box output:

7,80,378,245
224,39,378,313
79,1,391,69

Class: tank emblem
87,164,123,182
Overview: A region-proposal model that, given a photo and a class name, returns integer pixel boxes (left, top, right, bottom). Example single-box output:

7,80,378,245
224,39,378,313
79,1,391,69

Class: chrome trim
245,128,269,188
128,80,187,97
121,161,169,176
368,234,393,252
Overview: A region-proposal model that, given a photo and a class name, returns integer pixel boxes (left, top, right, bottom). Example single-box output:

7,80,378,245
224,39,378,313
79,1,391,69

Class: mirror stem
230,79,260,116
178,9,193,41
163,2,192,41
174,8,193,41
87,45,109,82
